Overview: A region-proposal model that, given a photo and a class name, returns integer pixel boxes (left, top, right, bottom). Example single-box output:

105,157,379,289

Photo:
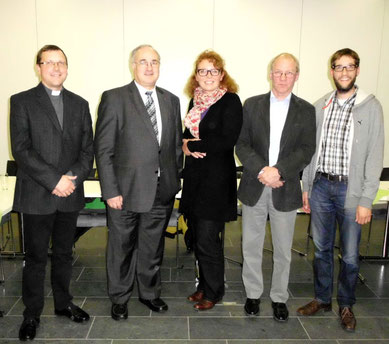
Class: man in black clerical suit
10,45,94,341
95,44,182,320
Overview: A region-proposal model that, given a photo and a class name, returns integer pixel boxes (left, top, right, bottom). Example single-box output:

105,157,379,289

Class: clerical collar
43,84,62,97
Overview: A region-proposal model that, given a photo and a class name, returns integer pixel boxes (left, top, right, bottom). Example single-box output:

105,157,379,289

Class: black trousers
106,184,174,304
22,211,78,319
191,216,225,302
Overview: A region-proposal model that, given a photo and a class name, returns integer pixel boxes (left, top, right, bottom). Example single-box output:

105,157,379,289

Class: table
0,178,99,222
0,176,16,223
2,178,389,256
84,180,102,198
374,181,389,258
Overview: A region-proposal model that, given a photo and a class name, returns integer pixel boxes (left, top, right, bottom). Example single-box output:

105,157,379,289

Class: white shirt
268,91,291,166
134,81,162,145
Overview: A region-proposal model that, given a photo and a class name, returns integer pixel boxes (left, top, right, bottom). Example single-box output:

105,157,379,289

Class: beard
334,75,357,94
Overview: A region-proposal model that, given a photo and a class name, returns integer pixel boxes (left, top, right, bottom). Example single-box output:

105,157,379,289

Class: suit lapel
62,89,72,135
259,92,271,151
35,83,62,133
279,94,298,150
157,87,169,148
128,81,159,146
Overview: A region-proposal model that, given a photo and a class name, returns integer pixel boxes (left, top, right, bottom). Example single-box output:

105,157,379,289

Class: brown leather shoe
339,307,356,332
194,299,216,311
297,300,332,316
187,291,204,302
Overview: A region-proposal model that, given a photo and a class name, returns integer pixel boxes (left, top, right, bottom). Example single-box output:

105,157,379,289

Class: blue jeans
310,175,361,307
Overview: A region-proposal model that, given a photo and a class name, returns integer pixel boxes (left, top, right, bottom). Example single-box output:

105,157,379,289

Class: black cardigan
179,92,243,222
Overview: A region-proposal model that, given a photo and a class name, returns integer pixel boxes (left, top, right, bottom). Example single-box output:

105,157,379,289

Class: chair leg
222,227,242,266
176,217,180,269
9,216,16,255
366,214,374,255
0,249,5,283
306,217,311,251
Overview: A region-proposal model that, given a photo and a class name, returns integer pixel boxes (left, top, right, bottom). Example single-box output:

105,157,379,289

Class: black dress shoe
139,298,168,312
111,303,128,321
272,302,289,322
244,298,260,316
55,303,90,323
19,318,39,341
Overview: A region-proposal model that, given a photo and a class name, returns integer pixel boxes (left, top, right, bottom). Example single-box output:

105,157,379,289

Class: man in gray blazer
10,45,94,341
236,53,315,322
95,45,183,320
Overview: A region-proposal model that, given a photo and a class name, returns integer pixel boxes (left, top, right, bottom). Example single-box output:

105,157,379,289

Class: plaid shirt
318,89,357,176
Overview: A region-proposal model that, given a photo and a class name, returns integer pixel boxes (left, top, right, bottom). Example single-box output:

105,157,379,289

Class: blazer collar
35,82,63,133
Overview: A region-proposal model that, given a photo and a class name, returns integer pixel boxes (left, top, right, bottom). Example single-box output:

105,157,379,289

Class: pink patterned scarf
184,86,227,138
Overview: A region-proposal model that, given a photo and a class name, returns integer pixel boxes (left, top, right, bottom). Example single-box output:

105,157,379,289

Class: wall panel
123,0,214,114
35,0,124,121
0,0,37,172
299,0,384,103
377,0,389,166
0,0,388,170
214,0,303,102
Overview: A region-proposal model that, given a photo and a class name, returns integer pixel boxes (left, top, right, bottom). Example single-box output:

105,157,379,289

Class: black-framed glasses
197,69,221,77
38,61,67,68
332,64,357,72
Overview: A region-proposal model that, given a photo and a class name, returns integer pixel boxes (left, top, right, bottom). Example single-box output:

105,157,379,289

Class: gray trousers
242,186,297,303
106,185,174,304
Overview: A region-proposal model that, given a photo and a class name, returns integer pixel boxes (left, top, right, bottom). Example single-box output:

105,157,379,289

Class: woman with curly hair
179,50,243,310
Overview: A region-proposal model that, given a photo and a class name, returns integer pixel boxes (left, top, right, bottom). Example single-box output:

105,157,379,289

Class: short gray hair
130,44,160,64
270,52,300,73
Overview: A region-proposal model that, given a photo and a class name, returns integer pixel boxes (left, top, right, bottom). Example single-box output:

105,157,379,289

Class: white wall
0,0,388,172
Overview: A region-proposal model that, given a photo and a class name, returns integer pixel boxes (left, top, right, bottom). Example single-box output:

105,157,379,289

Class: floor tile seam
187,316,190,340
86,315,96,339
80,296,87,308
5,295,21,316
365,287,380,297
72,253,80,266
76,267,86,282
297,316,312,340
287,287,294,298
2,266,21,281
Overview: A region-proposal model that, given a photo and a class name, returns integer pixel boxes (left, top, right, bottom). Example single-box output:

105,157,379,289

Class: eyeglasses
197,69,221,77
332,64,357,72
39,61,67,68
272,71,296,79
134,59,160,67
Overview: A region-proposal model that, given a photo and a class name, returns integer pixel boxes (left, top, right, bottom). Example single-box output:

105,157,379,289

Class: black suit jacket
10,82,94,214
236,92,316,211
94,81,183,212
179,93,243,222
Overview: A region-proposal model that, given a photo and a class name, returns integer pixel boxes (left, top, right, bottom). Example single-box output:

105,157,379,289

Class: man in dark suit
236,53,316,322
10,45,94,341
94,44,182,320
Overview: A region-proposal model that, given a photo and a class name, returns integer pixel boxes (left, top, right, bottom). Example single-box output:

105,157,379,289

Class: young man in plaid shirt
297,48,384,332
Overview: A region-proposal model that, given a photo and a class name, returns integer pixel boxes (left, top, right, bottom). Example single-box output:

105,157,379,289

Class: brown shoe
194,299,216,311
187,291,204,302
297,300,332,316
339,307,356,332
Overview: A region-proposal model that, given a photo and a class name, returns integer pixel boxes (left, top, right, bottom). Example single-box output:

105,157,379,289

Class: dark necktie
145,91,158,139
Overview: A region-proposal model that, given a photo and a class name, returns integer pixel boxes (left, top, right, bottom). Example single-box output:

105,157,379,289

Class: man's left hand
258,166,282,187
355,205,372,225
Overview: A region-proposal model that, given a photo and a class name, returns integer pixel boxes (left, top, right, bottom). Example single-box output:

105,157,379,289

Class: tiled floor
1,213,389,343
